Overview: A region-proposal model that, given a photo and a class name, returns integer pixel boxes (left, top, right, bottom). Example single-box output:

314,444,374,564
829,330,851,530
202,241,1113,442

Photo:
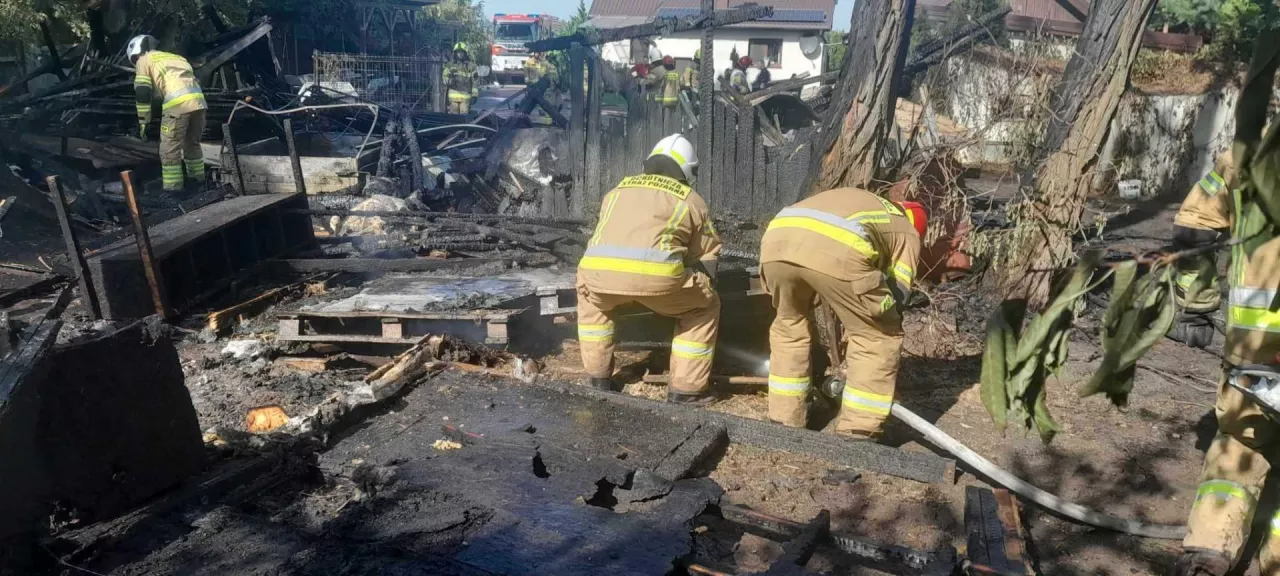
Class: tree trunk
804,0,915,194
998,0,1158,306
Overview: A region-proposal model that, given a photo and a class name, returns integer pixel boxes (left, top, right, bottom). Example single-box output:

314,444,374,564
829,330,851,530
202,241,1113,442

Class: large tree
998,0,1159,306
804,0,916,193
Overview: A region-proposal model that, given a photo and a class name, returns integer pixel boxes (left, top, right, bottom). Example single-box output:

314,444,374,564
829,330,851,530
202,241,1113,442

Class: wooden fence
559,62,815,223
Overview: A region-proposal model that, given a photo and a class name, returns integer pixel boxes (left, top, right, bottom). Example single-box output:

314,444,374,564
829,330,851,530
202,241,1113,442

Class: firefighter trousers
1184,365,1280,572
447,90,471,114
576,273,720,394
159,110,206,192
762,261,903,434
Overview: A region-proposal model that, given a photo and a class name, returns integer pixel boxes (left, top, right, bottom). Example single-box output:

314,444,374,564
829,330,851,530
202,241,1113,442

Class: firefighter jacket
681,66,699,91
646,67,680,105
445,61,477,101
1172,149,1280,366
729,69,749,93
134,51,206,125
578,174,722,296
524,60,541,83
760,187,920,303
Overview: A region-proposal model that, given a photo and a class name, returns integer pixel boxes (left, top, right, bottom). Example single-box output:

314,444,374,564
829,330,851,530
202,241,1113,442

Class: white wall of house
600,28,826,83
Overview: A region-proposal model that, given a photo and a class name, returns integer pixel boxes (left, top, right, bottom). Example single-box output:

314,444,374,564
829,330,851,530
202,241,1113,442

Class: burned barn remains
0,0,1192,573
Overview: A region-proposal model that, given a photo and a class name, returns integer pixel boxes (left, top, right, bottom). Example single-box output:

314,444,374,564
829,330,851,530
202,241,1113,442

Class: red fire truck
490,13,563,85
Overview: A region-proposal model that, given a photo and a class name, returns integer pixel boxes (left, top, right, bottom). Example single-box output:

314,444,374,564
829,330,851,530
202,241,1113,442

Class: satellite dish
799,35,821,58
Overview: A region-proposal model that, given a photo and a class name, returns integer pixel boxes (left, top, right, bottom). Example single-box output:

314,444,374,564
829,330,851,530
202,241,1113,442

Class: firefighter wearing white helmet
129,34,207,193
576,133,723,404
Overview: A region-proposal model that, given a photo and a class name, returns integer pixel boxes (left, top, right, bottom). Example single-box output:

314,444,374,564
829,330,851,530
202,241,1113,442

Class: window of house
748,39,783,68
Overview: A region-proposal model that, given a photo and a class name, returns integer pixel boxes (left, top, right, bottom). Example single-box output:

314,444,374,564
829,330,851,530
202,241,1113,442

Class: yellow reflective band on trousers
1201,171,1226,196
842,388,892,416
185,159,205,178
161,164,184,188
1272,511,1280,537
768,374,810,397
577,323,615,342
448,90,470,102
767,207,877,259
579,245,686,277
1195,479,1254,505
671,338,713,360
1228,286,1280,332
162,86,205,112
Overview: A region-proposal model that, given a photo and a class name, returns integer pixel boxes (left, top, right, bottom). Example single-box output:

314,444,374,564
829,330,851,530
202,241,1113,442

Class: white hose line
890,404,1187,540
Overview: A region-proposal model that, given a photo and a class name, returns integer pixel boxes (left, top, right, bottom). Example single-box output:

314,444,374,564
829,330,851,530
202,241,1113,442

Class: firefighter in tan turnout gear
758,188,926,437
1174,148,1280,576
130,34,207,193
576,133,723,404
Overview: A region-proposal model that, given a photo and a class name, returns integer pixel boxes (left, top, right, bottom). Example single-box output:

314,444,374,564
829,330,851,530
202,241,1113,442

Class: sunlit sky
482,0,854,31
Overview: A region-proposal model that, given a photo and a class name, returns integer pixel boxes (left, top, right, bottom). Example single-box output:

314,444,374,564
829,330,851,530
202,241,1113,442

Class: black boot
1174,550,1231,576
589,377,620,392
667,389,716,406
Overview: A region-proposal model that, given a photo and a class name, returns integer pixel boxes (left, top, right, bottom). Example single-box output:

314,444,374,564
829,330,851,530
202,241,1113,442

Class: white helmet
126,35,158,64
648,133,698,182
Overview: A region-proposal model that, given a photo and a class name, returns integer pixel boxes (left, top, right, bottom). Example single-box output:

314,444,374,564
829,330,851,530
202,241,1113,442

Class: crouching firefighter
1175,147,1280,576
758,188,925,438
576,134,723,404
130,35,207,193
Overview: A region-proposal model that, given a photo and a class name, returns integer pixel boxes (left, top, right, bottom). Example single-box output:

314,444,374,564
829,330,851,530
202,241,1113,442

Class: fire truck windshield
495,23,536,42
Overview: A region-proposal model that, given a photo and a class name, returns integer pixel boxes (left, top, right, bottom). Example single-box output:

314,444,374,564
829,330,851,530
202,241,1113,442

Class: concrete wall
600,28,827,84
938,54,1241,198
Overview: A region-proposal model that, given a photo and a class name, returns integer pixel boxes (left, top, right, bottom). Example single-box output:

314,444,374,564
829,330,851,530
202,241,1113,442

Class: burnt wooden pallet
277,308,515,348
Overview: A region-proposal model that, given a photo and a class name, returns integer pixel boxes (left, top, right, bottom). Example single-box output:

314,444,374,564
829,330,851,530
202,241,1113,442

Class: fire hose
890,403,1187,540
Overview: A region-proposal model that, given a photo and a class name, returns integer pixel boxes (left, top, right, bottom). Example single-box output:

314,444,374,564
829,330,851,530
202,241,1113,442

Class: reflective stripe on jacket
445,62,477,97
135,51,206,118
760,187,921,300
1174,149,1280,365
578,174,722,296
659,71,680,104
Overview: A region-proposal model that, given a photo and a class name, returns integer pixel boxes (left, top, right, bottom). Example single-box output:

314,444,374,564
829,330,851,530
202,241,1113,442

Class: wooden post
736,107,755,216
47,176,101,319
585,53,603,209
569,46,586,217
698,0,715,197
121,170,170,319
222,123,246,196
282,118,307,195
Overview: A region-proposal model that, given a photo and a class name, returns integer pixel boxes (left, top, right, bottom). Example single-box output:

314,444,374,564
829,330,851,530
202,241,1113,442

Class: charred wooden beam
270,257,518,274
746,71,837,106
526,5,774,52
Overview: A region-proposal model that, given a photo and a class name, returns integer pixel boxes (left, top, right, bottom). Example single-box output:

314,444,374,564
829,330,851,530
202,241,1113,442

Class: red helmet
899,201,928,238
738,56,753,68
663,55,675,66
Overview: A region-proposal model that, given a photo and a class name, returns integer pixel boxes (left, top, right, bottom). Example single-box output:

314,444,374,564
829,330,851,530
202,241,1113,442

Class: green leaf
979,302,1023,432
1032,381,1060,444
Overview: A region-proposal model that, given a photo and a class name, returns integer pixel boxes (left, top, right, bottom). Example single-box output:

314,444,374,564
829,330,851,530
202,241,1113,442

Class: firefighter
576,133,722,404
681,49,701,92
729,56,752,94
524,54,542,85
1172,148,1280,576
129,34,207,193
445,42,479,114
758,188,926,437
646,56,680,108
